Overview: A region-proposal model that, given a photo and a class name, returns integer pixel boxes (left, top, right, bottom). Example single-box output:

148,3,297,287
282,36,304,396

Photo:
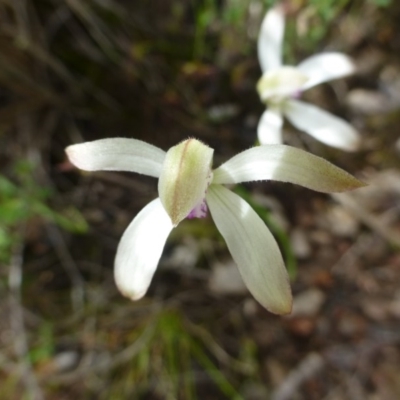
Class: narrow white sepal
257,107,284,145
257,4,285,73
297,53,356,91
212,145,365,192
284,99,360,151
206,185,292,314
114,198,173,300
66,138,166,177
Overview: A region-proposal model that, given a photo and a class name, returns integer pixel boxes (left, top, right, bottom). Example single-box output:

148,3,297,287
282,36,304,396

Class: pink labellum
187,199,208,219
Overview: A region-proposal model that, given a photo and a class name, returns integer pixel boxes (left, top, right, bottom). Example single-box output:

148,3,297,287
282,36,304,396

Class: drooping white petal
158,138,213,226
212,145,365,192
114,198,173,301
257,4,285,73
257,107,284,145
206,185,292,314
284,99,360,151
66,138,166,177
257,67,308,102
297,53,355,90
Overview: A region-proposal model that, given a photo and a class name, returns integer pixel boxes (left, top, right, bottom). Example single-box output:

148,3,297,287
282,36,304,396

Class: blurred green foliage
106,308,255,399
0,161,87,262
193,0,392,63
284,0,391,59
29,322,55,365
369,0,391,6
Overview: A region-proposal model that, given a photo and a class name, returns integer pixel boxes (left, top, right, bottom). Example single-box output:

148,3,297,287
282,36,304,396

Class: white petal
257,108,283,145
212,145,365,192
257,5,285,72
284,99,360,151
66,138,166,177
297,53,355,90
114,198,173,300
206,185,292,314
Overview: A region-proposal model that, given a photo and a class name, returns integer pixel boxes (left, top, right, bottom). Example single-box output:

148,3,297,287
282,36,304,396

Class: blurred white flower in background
66,138,364,314
257,4,360,151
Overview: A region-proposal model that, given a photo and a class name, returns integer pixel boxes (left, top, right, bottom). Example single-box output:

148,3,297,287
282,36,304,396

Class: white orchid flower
257,4,360,151
66,137,364,314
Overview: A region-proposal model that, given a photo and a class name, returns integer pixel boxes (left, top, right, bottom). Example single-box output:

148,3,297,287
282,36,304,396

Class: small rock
309,230,332,245
361,298,391,321
326,205,359,237
208,261,247,295
162,236,199,270
39,350,80,375
337,312,366,338
52,351,80,372
243,298,258,317
290,227,311,259
207,103,239,123
290,288,326,318
380,64,400,103
346,89,393,115
311,270,335,289
286,317,316,337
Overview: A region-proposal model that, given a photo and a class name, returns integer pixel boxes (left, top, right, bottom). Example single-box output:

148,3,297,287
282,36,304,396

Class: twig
186,320,255,375
45,317,156,384
94,171,156,195
271,353,324,400
8,240,44,400
10,0,30,43
332,193,400,247
65,0,116,55
330,232,375,277
46,224,85,312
